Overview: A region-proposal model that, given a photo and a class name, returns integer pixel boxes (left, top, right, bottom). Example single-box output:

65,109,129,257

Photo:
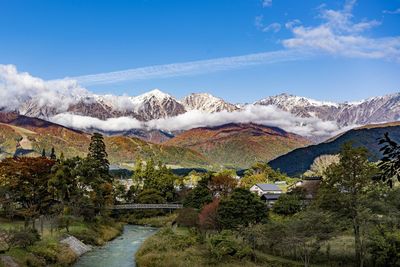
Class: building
249,183,283,207
287,177,322,200
250,183,283,196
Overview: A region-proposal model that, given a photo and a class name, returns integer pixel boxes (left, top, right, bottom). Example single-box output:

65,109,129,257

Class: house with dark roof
287,177,322,200
250,183,283,206
250,183,282,196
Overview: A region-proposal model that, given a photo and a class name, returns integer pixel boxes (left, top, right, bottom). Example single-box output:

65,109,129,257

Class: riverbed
74,225,156,267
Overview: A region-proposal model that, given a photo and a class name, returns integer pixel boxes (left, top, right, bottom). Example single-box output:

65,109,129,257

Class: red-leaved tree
198,198,220,231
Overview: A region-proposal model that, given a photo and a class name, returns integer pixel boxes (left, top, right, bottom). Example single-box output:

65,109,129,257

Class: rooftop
255,183,282,192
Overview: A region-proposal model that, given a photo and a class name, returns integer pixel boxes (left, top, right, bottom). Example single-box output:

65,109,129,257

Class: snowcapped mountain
255,93,400,127
130,89,186,121
182,93,239,113
18,89,186,121
17,89,238,121
10,88,400,138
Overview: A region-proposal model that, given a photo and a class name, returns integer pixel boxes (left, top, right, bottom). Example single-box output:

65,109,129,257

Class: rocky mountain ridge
9,89,400,137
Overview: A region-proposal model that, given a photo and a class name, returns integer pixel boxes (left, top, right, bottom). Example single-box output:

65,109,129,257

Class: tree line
170,134,400,267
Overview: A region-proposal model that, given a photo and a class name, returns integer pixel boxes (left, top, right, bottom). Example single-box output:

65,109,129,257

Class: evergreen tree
87,133,109,174
217,188,267,229
41,148,46,158
378,132,400,188
50,147,56,160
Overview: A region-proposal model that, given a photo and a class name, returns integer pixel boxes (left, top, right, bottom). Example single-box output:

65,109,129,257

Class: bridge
109,203,183,210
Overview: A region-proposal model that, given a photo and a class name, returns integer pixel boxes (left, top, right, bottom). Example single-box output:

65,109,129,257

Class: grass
0,217,124,266
0,218,24,230
127,213,177,227
135,226,308,267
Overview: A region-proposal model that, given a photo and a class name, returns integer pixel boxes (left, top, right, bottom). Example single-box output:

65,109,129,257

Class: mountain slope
165,123,311,168
269,121,400,176
182,93,239,113
256,93,400,127
0,112,209,167
19,89,187,121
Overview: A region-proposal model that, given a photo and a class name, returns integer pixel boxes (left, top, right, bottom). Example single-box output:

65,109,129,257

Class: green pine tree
41,148,46,158
88,133,110,174
50,147,56,160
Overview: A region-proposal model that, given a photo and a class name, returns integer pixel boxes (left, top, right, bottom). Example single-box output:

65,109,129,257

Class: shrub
9,228,40,249
29,243,59,263
207,230,253,261
273,194,303,215
176,208,198,227
26,256,46,267
217,188,267,229
368,229,400,267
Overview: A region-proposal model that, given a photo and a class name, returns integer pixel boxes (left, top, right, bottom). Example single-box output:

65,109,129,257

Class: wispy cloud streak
70,50,307,86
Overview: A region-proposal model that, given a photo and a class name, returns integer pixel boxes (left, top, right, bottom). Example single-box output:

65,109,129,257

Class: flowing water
74,225,156,267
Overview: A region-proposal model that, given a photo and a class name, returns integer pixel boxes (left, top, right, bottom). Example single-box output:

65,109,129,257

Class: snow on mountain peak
257,93,339,108
135,89,173,101
182,92,239,113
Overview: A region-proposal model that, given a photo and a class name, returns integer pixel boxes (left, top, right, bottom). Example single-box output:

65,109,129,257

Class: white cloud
69,49,307,86
285,19,301,29
255,16,281,33
50,105,350,138
282,0,400,61
0,64,88,111
383,8,400,15
262,0,272,8
255,15,264,29
50,113,143,131
263,23,281,33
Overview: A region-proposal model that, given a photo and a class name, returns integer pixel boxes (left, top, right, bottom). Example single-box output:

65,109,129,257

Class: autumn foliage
198,198,220,231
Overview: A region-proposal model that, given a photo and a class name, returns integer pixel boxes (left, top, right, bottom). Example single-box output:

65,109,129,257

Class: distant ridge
269,121,400,176
166,122,311,168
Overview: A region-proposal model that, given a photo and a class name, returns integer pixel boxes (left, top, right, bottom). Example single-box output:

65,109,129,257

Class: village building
287,176,322,200
250,183,283,206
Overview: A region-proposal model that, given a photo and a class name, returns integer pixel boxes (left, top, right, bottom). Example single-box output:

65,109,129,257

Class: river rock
60,236,91,257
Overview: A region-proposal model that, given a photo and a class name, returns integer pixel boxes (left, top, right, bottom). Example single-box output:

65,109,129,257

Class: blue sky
1,0,399,103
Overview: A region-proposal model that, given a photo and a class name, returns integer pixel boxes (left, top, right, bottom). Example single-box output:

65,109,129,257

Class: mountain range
2,89,400,172
0,112,310,168
11,89,400,133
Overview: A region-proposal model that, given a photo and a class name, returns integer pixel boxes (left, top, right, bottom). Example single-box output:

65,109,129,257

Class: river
74,225,156,267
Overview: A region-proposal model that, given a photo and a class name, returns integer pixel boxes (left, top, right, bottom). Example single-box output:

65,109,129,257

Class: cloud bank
0,64,88,111
50,105,349,137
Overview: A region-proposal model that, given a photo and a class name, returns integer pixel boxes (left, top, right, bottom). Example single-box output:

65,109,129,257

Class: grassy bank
135,227,305,267
126,213,177,227
0,218,124,267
